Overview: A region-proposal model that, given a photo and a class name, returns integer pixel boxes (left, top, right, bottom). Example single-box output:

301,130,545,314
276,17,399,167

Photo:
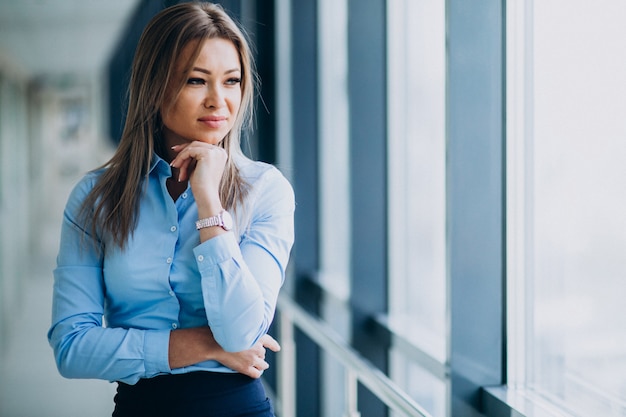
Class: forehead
177,37,241,71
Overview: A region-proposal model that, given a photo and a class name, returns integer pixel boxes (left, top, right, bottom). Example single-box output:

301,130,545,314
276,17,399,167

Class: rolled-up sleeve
194,168,295,352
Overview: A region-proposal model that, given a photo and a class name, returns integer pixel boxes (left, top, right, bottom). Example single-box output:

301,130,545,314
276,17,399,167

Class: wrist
195,195,224,218
191,182,220,204
196,210,233,232
168,327,220,369
197,206,224,220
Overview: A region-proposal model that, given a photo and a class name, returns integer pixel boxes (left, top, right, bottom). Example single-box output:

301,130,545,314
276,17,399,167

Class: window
507,1,626,415
318,0,350,300
318,0,352,415
387,0,447,415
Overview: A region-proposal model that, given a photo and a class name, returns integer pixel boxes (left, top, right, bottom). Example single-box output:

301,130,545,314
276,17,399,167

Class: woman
47,3,294,416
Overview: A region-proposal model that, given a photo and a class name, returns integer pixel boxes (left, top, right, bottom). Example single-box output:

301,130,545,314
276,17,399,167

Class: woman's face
161,37,242,147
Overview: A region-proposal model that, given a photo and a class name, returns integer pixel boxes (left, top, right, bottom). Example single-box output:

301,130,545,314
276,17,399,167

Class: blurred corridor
0,197,116,416
0,1,138,415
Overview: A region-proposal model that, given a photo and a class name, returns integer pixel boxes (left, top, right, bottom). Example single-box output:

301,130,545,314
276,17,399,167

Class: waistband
113,371,272,417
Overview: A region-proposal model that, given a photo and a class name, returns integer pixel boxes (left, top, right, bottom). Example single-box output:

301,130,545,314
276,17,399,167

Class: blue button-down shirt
48,154,295,384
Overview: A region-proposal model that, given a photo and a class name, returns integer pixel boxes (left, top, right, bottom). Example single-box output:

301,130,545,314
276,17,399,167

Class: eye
187,78,205,85
225,77,241,86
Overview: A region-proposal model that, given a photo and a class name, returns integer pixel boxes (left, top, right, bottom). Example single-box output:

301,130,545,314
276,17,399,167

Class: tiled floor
0,225,116,417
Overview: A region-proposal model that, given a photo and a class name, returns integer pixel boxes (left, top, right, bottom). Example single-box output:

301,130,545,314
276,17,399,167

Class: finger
260,334,281,352
169,144,190,167
170,143,189,154
178,158,192,182
257,360,269,371
245,367,262,379
170,142,200,165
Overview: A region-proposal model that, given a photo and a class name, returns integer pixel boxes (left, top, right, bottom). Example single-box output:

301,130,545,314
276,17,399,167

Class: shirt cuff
193,232,240,273
143,329,172,377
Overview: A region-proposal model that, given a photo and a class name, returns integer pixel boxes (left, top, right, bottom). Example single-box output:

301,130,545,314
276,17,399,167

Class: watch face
221,210,233,231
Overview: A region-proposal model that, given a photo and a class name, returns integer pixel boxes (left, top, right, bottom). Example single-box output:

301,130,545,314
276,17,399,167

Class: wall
0,59,31,354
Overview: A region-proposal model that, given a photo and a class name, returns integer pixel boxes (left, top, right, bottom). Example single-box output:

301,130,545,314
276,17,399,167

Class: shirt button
166,257,173,264
169,290,175,296
170,225,177,232
182,192,188,199
197,255,204,262
172,323,178,329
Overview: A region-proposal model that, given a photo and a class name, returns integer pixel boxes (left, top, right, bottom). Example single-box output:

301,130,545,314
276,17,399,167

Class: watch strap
195,215,222,230
196,210,232,231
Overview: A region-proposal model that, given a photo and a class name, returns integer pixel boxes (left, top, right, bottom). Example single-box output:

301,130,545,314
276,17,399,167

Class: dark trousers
113,372,274,417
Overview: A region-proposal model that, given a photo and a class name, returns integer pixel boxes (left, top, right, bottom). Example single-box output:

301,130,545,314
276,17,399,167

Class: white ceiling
0,0,141,79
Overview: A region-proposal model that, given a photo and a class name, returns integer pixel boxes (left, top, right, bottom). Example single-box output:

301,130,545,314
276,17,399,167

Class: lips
198,115,227,128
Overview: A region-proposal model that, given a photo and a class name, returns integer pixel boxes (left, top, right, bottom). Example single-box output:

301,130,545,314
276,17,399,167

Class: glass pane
318,0,350,298
318,0,352,415
388,0,447,359
512,1,626,414
388,0,447,414
390,349,448,417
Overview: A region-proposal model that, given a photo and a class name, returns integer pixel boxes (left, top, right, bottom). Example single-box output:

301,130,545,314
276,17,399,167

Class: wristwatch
195,210,233,231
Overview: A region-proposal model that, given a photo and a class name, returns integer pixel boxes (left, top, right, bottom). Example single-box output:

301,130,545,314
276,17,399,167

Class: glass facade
507,1,626,415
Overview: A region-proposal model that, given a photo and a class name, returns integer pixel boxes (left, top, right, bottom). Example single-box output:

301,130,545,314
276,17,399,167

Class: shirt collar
150,153,172,178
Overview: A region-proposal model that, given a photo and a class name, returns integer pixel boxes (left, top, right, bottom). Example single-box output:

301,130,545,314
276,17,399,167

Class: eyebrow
191,67,241,75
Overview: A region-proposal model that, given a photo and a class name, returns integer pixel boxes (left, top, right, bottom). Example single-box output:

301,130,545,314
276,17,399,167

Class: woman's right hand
215,334,281,379
169,141,227,211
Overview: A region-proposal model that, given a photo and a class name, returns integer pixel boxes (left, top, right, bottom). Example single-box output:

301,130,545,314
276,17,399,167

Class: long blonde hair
80,2,255,249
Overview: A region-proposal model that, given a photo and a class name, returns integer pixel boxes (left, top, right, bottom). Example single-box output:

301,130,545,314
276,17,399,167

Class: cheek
160,88,178,123
229,93,243,115
162,99,187,127
160,95,177,124
160,107,175,130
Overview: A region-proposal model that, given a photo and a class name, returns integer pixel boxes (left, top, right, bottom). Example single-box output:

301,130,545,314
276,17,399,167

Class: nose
203,83,224,109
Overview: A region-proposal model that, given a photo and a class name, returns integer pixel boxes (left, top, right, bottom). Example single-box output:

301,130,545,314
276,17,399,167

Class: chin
195,136,223,145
